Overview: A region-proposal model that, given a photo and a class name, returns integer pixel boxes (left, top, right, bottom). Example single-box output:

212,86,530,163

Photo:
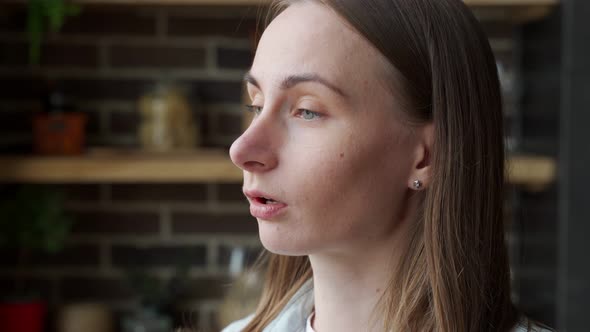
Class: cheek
289,132,389,210
291,122,410,229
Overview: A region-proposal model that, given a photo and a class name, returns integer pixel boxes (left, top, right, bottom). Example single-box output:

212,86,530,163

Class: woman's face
230,2,422,255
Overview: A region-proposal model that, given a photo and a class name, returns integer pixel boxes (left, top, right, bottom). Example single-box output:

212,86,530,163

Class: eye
296,109,322,121
244,104,263,115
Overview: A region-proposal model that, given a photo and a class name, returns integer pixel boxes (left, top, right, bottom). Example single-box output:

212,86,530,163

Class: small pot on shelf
33,80,86,155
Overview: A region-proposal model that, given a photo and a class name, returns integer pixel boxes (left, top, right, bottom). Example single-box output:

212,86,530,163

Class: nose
229,113,280,173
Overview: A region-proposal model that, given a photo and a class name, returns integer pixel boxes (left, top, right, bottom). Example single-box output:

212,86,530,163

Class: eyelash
244,105,323,121
244,104,262,115
295,108,322,121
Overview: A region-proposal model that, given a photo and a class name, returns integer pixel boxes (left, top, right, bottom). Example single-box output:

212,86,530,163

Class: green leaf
46,0,66,31
26,0,82,65
66,4,82,17
0,185,75,253
27,0,44,65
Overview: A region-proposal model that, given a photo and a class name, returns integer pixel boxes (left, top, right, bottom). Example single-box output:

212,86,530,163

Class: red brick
109,111,139,135
167,17,256,38
172,212,256,234
111,245,207,268
61,79,155,101
0,7,26,33
110,183,207,203
0,75,46,100
1,78,243,104
84,109,102,136
110,44,206,68
0,244,100,268
183,80,243,103
0,41,28,66
178,276,231,300
60,9,156,36
45,184,101,202
0,110,33,134
60,276,134,301
70,211,160,235
0,277,54,301
217,47,253,70
41,43,99,68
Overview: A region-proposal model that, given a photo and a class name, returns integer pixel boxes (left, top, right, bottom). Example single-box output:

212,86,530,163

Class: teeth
262,197,278,204
254,196,280,204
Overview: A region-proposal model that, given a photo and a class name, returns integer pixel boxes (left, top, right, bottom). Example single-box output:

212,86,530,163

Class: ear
408,123,434,191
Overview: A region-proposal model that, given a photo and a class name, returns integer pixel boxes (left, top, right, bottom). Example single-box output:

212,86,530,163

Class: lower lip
249,200,288,220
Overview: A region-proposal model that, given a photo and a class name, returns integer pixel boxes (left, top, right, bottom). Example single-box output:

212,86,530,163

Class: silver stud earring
413,180,422,190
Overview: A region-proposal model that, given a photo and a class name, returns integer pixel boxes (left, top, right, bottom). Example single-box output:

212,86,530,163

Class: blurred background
0,0,587,332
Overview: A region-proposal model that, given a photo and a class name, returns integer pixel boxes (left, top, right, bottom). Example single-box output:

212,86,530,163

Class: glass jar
138,83,199,151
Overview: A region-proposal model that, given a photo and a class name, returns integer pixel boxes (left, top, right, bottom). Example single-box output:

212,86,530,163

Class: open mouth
245,190,287,219
254,197,281,205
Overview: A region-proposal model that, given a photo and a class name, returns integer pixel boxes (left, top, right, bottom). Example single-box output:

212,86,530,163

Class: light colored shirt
222,279,314,332
221,279,551,332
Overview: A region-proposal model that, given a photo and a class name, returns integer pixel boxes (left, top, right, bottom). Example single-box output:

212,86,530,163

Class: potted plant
27,0,81,65
26,1,87,155
34,79,88,155
0,185,74,332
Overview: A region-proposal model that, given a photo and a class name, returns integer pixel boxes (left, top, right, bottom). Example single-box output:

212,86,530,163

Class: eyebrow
243,71,348,98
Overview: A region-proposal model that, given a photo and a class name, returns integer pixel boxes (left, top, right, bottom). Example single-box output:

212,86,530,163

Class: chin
257,220,311,256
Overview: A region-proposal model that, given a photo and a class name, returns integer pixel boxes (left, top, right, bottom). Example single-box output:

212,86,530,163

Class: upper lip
243,189,283,203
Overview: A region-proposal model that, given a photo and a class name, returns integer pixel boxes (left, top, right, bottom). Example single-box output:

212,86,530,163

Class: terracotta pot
33,112,87,155
0,300,47,332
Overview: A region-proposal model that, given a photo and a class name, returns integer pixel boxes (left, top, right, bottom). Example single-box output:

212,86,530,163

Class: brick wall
0,4,558,332
0,5,262,332
0,5,256,151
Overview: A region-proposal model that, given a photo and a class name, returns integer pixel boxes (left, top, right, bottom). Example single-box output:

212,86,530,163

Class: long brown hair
243,0,519,331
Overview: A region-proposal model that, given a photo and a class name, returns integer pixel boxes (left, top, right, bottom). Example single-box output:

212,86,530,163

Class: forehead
251,2,387,94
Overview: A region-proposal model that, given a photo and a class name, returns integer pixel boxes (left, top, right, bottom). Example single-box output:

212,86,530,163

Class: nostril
243,160,266,170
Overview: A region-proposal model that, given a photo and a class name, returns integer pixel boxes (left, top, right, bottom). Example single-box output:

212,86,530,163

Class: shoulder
221,314,254,332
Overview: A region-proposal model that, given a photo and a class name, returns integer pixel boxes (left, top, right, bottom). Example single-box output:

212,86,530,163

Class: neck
308,216,412,332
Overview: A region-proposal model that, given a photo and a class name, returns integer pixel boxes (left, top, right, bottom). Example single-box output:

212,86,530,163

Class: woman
224,0,552,331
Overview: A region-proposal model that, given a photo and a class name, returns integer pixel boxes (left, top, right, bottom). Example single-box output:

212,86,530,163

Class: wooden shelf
507,155,556,191
0,149,556,190
0,149,242,184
